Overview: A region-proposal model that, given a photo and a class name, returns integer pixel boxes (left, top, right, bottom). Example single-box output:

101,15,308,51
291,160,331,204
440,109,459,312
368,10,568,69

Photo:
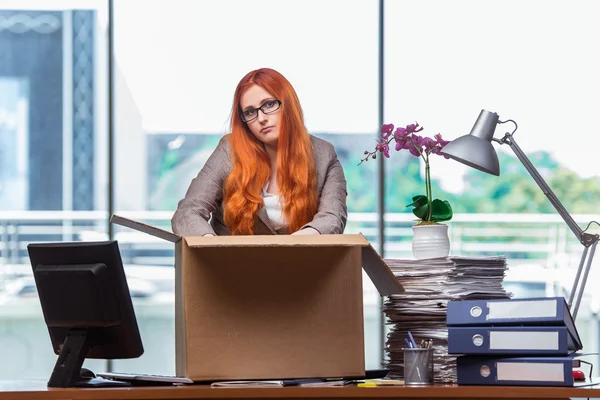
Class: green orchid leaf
430,199,453,222
406,195,428,208
412,203,429,220
407,195,429,220
406,195,453,222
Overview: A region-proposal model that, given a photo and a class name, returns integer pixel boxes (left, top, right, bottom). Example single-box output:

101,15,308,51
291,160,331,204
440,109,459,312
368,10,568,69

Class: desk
0,380,599,400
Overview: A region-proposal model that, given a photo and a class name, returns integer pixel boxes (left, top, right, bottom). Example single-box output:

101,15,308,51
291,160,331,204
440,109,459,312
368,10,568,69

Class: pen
404,338,412,348
407,331,417,348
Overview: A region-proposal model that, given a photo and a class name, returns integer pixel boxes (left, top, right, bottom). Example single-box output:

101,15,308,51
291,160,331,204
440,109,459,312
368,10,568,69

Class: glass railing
1,210,596,300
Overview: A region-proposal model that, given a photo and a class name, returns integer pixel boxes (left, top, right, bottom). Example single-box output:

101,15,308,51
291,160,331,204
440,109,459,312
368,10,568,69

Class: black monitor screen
27,240,144,387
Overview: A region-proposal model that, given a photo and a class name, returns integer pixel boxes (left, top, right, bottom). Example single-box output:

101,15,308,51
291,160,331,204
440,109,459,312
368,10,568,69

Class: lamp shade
441,109,501,176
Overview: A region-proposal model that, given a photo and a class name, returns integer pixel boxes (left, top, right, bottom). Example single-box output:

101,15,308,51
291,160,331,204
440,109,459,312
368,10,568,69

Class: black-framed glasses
241,99,281,122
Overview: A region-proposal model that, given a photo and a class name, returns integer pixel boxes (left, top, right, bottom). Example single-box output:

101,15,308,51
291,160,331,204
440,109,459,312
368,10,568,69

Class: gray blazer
171,134,348,236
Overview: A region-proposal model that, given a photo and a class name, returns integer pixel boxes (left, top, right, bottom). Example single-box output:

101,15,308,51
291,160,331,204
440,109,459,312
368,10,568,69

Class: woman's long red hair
223,68,318,235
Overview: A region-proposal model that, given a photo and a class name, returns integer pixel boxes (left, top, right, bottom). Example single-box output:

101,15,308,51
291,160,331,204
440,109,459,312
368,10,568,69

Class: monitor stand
48,329,131,388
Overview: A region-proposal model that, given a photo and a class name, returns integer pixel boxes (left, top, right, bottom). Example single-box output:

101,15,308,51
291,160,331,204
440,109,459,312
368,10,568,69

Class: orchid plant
359,122,453,224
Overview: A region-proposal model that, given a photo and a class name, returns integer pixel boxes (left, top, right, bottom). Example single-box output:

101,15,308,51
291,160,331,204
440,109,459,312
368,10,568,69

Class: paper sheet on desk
210,379,352,388
575,377,600,387
211,380,287,388
297,380,354,387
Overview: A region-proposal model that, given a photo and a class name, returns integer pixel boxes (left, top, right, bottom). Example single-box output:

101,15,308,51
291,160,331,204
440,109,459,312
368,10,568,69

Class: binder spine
448,327,570,355
457,356,574,387
446,297,583,351
447,298,562,326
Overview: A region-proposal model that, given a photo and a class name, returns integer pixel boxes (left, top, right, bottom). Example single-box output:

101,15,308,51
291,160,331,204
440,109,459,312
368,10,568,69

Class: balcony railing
1,210,597,292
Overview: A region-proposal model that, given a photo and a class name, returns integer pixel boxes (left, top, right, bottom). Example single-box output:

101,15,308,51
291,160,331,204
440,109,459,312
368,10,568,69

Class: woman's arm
296,145,348,235
171,136,231,236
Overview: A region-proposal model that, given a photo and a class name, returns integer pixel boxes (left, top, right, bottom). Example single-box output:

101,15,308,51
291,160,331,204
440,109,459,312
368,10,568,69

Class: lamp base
412,224,450,259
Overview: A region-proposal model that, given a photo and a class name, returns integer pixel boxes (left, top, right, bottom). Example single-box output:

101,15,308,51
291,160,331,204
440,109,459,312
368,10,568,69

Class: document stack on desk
447,297,587,386
444,256,511,300
383,256,511,383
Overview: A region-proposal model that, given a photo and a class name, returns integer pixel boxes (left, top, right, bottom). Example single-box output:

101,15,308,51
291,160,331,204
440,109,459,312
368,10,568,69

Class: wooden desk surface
0,380,599,400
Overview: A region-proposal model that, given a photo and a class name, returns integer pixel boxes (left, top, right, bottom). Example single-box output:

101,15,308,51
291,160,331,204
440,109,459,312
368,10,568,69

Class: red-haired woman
171,68,347,236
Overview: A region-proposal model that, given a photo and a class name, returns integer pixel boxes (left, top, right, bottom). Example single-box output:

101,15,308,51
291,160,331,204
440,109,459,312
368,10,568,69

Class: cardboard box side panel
181,246,365,381
174,241,187,377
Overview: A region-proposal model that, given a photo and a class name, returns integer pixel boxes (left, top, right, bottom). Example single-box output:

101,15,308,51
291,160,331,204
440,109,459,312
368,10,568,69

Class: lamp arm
498,133,595,246
497,131,600,321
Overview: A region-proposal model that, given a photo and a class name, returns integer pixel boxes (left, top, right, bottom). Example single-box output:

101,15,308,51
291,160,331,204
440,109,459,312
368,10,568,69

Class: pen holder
403,348,434,385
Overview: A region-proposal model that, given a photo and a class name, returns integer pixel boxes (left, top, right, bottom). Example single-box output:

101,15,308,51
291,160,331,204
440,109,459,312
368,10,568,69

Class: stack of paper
445,256,510,300
382,256,511,383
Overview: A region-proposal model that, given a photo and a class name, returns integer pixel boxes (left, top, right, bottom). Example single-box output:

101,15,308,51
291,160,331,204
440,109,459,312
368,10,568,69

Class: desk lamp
440,109,599,321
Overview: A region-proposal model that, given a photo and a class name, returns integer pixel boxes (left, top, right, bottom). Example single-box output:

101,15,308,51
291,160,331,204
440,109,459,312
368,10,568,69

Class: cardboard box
111,215,404,382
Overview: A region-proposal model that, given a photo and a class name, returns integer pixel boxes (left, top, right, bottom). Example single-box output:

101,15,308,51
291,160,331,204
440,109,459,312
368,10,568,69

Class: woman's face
240,84,281,148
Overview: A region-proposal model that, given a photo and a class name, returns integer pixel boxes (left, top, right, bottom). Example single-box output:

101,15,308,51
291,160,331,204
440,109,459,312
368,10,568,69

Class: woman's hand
291,227,320,235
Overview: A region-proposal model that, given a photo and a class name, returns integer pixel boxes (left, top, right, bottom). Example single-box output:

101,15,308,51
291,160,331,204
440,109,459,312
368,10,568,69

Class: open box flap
361,243,405,296
184,233,404,296
110,214,181,243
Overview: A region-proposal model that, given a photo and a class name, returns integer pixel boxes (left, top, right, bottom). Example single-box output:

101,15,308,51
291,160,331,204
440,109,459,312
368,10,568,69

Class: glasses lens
242,109,257,122
261,100,280,114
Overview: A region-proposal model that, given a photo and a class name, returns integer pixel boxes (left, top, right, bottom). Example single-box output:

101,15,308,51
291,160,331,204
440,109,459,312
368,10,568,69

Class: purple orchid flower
381,123,395,139
407,135,424,157
405,123,423,134
434,133,450,147
375,138,390,158
395,139,410,151
422,136,438,153
393,126,409,141
431,133,451,158
361,121,454,223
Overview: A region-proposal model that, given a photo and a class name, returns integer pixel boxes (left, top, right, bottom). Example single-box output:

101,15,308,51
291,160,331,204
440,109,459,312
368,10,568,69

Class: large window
0,0,108,379
2,0,599,379
112,0,382,373
384,0,600,364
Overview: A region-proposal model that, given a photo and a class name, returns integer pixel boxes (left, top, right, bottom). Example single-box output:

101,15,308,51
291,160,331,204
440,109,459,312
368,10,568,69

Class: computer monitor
27,240,144,388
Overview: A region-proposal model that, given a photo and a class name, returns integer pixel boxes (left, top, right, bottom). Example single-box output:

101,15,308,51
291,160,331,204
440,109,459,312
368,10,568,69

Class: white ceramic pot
412,223,450,259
